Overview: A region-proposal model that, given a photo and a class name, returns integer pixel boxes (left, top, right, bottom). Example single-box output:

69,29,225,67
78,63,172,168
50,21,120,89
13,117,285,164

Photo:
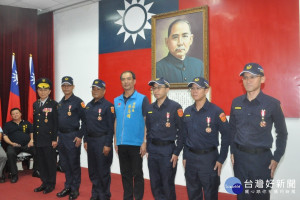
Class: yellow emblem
95,81,98,84
148,111,152,114
185,114,190,117
219,113,227,122
246,65,252,70
235,107,242,110
65,77,69,80
194,78,199,81
111,106,114,114
42,79,46,82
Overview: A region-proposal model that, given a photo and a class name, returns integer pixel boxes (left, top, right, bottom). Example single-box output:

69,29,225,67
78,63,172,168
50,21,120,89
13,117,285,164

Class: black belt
59,128,79,133
235,143,269,154
188,146,217,155
151,139,174,146
87,132,107,138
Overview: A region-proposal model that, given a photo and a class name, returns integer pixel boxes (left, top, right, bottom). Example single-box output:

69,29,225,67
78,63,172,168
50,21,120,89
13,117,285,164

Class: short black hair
10,107,21,114
120,71,136,80
167,19,192,37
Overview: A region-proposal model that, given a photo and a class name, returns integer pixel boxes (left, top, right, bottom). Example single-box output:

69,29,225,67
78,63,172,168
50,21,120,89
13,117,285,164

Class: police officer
183,77,230,200
84,79,115,200
229,63,288,200
56,76,86,200
146,77,184,200
33,78,58,194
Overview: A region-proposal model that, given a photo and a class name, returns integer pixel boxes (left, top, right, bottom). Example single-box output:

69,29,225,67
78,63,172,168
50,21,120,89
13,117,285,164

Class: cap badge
194,78,199,81
246,65,252,69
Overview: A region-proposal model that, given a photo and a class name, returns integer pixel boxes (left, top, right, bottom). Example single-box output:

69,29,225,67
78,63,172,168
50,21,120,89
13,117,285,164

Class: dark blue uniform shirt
183,99,230,164
145,97,184,156
3,120,33,146
84,97,115,147
229,91,288,162
58,94,86,138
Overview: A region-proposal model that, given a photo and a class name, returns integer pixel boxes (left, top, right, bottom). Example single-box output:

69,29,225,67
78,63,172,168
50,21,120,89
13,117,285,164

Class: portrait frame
151,6,209,88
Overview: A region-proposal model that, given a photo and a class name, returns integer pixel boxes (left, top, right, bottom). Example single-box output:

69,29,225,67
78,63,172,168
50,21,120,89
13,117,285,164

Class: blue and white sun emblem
12,70,18,85
30,73,35,85
115,0,155,44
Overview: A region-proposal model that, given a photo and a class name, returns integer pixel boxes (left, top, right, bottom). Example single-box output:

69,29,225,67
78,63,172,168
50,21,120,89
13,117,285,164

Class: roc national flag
6,53,21,122
27,54,36,123
99,0,178,54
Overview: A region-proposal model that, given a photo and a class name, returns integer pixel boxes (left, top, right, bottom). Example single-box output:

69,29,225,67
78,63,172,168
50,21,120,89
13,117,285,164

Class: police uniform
145,78,184,200
57,76,86,199
33,78,58,193
85,79,115,200
229,63,288,200
183,77,230,200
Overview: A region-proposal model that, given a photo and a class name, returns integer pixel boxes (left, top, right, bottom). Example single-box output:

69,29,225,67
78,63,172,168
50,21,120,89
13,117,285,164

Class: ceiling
0,0,100,14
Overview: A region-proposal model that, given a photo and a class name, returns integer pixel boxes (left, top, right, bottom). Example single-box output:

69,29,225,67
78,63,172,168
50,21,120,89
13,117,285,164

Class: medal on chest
98,108,102,121
206,117,211,133
165,112,171,127
44,109,49,123
260,109,266,127
68,105,72,116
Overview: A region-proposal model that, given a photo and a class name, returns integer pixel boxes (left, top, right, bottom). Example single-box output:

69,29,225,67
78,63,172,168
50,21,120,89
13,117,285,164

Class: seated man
3,108,39,183
0,126,7,183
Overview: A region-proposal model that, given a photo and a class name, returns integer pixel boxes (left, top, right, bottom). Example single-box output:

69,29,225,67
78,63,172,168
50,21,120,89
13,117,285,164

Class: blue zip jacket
114,91,145,146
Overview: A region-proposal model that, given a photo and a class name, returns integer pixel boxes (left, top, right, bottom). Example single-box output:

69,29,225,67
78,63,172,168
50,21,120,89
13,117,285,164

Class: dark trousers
234,149,272,200
58,131,81,192
118,145,144,200
148,153,177,200
185,149,220,200
6,145,38,175
87,136,113,200
36,146,57,187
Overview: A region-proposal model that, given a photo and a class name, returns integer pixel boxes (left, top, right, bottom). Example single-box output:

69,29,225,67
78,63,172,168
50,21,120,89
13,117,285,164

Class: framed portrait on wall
151,6,209,88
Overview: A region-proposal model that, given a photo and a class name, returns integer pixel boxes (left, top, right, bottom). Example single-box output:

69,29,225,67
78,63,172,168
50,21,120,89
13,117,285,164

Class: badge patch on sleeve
111,106,114,114
177,109,183,117
81,102,86,108
219,113,227,122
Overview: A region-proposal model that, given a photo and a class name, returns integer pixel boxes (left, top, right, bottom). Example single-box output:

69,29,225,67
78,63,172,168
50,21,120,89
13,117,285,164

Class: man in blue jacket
114,71,149,200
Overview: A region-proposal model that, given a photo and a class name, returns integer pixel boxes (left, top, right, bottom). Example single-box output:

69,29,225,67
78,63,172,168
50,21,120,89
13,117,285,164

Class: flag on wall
6,53,21,122
27,54,36,123
99,0,178,53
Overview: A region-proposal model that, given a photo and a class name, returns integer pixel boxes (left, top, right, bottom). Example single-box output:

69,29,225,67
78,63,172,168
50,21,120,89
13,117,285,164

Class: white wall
54,2,99,167
53,2,300,199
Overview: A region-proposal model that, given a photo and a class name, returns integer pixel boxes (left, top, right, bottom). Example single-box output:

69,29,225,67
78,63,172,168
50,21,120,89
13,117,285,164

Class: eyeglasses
151,86,166,91
189,87,203,91
242,75,262,81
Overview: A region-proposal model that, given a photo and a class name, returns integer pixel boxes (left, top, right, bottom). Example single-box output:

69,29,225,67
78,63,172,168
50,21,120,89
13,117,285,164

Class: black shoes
32,170,40,178
34,185,46,192
69,190,79,200
57,188,71,197
0,174,5,183
10,175,18,183
43,186,55,194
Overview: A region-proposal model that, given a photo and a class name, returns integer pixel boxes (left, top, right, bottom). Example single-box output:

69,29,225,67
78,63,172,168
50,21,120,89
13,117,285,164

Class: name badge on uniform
98,108,102,121
166,112,170,127
206,117,211,133
68,105,72,116
260,109,266,127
